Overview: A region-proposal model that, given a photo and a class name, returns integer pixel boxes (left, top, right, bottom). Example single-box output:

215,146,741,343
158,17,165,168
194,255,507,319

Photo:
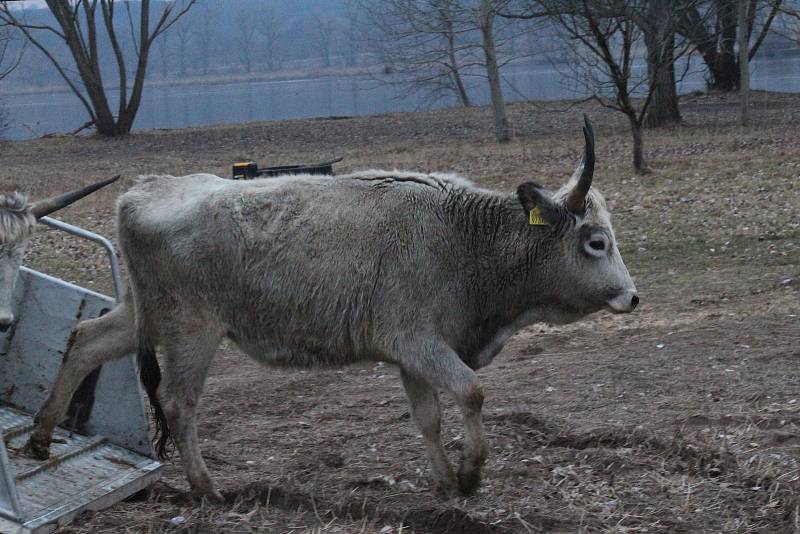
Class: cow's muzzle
0,311,14,332
606,290,639,313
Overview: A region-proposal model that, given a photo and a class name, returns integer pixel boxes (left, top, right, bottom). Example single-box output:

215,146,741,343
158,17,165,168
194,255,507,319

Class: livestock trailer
0,217,160,534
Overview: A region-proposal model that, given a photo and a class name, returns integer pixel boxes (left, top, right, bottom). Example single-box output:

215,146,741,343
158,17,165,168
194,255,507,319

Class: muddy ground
1,92,798,533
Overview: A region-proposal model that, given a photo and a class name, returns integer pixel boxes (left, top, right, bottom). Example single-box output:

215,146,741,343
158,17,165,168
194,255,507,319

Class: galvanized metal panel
1,406,161,534
0,221,161,533
0,431,22,522
0,268,151,456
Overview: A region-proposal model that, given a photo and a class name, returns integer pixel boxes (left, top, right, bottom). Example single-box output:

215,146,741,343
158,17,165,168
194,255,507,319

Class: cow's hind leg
25,297,136,459
400,369,458,494
401,340,488,496
158,328,223,501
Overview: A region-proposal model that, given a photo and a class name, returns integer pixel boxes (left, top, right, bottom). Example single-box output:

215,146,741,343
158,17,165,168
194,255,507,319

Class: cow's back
117,172,467,366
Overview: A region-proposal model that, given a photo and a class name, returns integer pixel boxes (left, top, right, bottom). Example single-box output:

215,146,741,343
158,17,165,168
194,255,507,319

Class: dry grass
1,90,798,533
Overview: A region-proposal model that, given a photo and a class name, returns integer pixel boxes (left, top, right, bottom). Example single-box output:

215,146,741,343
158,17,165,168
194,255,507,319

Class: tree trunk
643,1,680,128
114,0,154,136
83,79,116,135
711,52,739,91
452,71,471,107
712,0,739,91
738,0,750,125
116,53,149,135
445,16,470,107
629,115,645,173
243,48,251,73
479,0,510,143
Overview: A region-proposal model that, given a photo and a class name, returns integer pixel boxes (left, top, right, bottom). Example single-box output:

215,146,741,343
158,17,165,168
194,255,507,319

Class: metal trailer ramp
0,218,161,534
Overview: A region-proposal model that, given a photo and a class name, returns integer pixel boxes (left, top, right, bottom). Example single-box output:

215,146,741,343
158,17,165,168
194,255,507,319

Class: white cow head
0,176,119,331
517,118,638,318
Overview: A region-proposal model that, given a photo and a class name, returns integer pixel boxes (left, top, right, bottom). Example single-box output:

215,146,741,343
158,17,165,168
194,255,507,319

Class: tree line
1,0,799,171
0,0,359,136
363,0,800,172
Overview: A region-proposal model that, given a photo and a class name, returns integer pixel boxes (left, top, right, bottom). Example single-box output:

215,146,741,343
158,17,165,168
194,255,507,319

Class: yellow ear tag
529,207,548,225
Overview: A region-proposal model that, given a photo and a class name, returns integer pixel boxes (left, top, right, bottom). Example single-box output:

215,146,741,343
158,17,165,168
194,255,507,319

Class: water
3,56,799,141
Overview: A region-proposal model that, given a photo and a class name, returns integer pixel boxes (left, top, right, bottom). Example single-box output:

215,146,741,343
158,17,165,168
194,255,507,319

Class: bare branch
749,0,782,59
0,3,96,120
100,0,127,119
150,0,197,43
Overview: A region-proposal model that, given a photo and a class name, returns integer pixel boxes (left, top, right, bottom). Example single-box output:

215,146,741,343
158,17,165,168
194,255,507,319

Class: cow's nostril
630,295,639,310
0,323,10,333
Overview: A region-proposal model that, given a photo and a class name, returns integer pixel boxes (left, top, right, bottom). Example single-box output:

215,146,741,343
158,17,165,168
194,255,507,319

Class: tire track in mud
488,411,800,530
491,411,737,477
221,481,502,533
144,476,577,533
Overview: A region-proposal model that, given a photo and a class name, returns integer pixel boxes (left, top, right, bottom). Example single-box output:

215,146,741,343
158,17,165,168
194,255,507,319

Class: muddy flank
2,92,798,533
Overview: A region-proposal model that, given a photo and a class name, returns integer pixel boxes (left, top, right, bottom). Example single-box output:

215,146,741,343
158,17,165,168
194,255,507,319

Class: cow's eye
583,234,609,257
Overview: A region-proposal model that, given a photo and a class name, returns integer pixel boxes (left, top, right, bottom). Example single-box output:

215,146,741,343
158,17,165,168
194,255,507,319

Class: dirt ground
2,91,799,533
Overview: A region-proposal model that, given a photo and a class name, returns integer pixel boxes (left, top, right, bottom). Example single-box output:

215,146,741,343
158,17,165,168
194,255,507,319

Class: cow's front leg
400,369,458,494
402,340,488,496
453,377,487,495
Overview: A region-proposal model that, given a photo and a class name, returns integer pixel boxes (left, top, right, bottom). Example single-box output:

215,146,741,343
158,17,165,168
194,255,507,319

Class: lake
3,56,799,141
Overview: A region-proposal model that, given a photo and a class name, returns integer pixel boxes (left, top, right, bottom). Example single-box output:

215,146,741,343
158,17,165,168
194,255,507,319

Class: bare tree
342,4,362,68
153,29,171,80
738,0,751,125
234,6,258,73
256,4,284,72
0,18,22,81
173,6,192,77
675,0,782,91
0,20,23,135
358,0,475,107
544,0,671,172
359,0,519,143
479,0,510,142
772,0,800,43
312,10,338,68
501,1,689,128
190,3,218,76
641,1,680,127
0,0,196,136
443,1,472,106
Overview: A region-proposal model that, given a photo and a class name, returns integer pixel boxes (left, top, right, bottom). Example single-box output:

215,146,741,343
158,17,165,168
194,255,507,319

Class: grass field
2,91,798,533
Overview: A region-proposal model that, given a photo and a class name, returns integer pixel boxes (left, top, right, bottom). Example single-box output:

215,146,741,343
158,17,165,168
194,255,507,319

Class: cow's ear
516,182,563,227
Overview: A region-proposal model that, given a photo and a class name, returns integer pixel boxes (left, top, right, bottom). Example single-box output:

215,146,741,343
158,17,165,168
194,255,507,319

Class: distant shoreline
0,65,384,97
3,51,798,99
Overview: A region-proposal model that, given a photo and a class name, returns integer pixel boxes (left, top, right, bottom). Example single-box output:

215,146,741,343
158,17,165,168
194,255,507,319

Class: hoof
192,487,225,504
20,436,51,460
432,472,459,499
457,465,482,496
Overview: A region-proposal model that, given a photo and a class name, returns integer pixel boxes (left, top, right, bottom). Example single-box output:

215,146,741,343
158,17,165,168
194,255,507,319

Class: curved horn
31,175,120,219
564,115,595,213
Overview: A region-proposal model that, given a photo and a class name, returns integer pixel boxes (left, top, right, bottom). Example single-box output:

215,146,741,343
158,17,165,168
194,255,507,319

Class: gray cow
26,119,638,500
0,176,120,330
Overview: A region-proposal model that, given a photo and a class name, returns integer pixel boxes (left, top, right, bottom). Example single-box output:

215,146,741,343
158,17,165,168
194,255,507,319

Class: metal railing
39,217,123,301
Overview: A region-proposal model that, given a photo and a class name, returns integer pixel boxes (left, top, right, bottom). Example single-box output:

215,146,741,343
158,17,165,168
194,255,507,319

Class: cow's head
0,176,119,331
517,117,638,318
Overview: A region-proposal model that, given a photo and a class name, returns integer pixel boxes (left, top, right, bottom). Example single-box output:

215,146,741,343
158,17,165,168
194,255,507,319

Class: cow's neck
445,191,561,368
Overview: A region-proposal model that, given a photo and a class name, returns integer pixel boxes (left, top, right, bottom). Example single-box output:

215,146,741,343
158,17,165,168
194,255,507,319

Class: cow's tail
137,323,173,460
